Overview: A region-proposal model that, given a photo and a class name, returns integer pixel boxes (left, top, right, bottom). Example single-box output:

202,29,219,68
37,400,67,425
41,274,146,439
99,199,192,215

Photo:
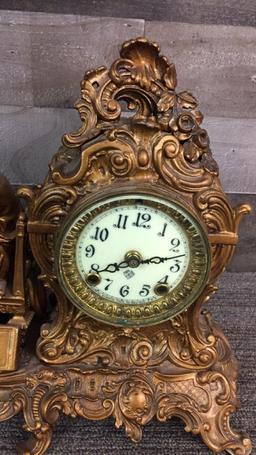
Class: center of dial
125,251,142,268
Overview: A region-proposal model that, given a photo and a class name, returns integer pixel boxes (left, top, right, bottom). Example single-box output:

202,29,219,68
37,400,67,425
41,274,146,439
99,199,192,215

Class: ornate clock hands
141,253,185,265
91,253,186,274
91,260,129,274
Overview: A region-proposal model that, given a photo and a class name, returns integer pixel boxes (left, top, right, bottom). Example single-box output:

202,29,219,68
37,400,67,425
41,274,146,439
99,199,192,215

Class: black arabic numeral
114,214,128,229
104,278,113,291
139,284,150,297
133,212,151,229
169,238,180,251
91,226,109,242
158,222,167,237
85,244,95,257
120,285,129,297
158,275,169,284
90,263,100,272
170,260,180,273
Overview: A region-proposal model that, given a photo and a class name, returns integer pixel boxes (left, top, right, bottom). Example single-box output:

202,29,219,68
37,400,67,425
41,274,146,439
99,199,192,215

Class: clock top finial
62,37,217,175
119,36,177,92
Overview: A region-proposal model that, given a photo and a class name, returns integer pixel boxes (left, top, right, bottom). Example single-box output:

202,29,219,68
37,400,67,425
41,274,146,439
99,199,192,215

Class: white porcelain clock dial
76,197,190,305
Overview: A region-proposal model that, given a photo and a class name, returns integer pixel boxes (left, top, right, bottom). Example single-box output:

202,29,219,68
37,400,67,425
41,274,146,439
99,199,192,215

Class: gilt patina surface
0,38,252,454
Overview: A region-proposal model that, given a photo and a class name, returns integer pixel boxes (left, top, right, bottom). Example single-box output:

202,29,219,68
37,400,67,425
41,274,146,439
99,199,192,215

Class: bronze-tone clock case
0,38,252,454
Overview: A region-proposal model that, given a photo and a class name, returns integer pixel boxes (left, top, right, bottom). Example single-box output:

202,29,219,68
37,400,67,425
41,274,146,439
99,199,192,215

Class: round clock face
56,193,210,327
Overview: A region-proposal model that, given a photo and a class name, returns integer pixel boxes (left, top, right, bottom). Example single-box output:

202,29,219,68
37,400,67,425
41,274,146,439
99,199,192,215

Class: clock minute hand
141,254,185,265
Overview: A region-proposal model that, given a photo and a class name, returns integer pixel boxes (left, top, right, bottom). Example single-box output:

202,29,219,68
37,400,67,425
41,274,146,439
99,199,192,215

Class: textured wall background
0,3,255,271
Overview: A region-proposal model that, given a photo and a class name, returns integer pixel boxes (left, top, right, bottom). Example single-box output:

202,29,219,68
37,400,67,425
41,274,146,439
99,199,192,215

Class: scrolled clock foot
17,426,53,455
199,407,252,455
0,367,66,455
156,370,252,455
221,432,252,455
225,441,252,455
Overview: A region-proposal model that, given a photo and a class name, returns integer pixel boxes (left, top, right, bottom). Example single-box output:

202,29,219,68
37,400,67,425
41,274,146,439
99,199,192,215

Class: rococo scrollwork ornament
0,37,252,454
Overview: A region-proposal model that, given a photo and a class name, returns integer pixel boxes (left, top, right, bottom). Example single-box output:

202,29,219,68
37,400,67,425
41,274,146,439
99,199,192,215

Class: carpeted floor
0,272,255,454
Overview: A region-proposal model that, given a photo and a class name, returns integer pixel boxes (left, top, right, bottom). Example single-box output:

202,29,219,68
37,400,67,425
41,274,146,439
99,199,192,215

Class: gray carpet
0,272,255,454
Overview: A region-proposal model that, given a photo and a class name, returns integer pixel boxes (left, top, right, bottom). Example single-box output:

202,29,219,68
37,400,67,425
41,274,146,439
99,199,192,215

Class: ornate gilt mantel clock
0,38,252,454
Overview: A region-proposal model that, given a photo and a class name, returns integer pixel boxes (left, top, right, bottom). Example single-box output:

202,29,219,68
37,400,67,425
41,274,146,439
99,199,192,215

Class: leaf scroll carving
194,189,251,279
0,365,251,454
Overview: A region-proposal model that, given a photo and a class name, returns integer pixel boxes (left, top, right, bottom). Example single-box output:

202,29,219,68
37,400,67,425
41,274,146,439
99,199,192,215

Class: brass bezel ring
55,190,211,327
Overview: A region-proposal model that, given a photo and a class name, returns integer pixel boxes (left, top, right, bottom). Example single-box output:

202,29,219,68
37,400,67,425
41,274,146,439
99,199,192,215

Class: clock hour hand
92,260,129,274
92,251,142,273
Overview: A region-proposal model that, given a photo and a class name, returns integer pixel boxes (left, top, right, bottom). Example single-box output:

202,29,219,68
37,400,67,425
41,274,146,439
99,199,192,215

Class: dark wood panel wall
1,0,256,27
0,4,255,271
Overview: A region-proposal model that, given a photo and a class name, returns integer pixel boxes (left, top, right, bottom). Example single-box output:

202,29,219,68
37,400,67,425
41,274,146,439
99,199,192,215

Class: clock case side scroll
0,38,252,455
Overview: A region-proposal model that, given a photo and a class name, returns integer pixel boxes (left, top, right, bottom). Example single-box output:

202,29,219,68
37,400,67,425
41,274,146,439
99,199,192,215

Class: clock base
0,349,252,455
